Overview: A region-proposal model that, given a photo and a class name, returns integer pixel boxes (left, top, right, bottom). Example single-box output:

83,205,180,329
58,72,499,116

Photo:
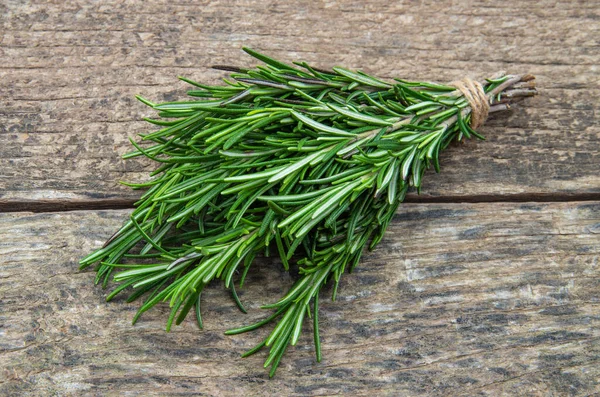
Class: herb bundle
80,48,536,377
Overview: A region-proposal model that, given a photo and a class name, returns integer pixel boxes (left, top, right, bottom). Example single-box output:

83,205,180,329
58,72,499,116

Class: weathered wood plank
1,202,598,396
1,0,599,206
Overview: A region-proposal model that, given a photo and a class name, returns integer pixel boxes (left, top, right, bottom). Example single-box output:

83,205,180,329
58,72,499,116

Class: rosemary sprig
80,48,536,377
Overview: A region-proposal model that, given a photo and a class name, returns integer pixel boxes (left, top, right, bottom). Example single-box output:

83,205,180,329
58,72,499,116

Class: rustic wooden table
1,1,599,396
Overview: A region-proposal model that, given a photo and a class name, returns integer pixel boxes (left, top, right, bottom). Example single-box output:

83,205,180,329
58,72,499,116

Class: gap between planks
1,192,600,213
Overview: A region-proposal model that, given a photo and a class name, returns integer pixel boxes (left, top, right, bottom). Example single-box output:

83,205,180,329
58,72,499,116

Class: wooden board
1,1,599,395
1,0,599,210
1,202,599,396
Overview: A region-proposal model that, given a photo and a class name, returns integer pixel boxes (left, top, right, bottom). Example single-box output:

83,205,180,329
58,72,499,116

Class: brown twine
449,78,490,129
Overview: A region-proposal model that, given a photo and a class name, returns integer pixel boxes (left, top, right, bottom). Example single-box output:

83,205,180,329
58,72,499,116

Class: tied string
449,78,490,130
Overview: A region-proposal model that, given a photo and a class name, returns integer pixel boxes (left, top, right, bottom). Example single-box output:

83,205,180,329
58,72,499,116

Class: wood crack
2,193,599,213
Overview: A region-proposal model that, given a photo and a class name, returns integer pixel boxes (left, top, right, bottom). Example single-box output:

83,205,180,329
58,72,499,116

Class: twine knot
449,78,490,129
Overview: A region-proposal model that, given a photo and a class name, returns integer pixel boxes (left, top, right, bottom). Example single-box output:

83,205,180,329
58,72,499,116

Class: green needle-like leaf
80,48,536,377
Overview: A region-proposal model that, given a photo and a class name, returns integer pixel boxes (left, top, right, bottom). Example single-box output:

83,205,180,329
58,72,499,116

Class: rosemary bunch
80,48,536,377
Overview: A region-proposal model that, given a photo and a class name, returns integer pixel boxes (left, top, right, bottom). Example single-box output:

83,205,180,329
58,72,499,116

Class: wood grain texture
1,0,599,206
1,1,599,396
1,203,599,396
